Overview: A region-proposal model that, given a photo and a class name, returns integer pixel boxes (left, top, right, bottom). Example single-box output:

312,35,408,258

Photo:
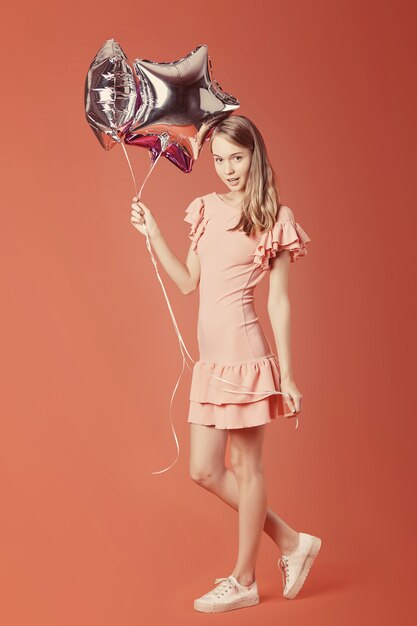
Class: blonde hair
209,114,281,237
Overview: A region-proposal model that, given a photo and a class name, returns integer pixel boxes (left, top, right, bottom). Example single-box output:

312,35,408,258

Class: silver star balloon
124,44,240,172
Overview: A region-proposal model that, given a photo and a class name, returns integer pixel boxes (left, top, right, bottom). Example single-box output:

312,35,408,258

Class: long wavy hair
209,115,282,237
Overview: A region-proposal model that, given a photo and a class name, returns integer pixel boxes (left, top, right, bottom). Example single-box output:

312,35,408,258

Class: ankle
231,572,256,586
280,531,300,556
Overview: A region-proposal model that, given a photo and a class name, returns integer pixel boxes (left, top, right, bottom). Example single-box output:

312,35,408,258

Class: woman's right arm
131,196,200,295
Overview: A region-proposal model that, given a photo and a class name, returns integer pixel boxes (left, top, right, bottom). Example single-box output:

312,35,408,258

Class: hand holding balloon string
131,197,160,240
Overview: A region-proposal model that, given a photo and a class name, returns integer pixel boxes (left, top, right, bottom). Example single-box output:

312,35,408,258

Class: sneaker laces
210,576,239,598
278,556,290,589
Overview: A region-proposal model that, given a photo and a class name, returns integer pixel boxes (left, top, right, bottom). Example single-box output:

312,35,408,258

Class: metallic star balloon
84,38,140,150
124,44,240,172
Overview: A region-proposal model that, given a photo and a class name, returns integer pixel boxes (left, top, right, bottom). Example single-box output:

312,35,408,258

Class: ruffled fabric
187,355,296,429
183,196,208,253
188,396,291,429
189,355,281,404
253,205,311,271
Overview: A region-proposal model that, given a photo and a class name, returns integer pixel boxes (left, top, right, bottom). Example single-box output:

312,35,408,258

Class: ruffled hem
187,395,296,429
252,205,311,271
183,196,207,253
189,355,283,405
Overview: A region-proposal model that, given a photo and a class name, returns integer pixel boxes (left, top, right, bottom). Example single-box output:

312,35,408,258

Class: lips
227,177,239,182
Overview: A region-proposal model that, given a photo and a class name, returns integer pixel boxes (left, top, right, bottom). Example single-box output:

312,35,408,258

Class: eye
215,157,222,163
234,156,242,161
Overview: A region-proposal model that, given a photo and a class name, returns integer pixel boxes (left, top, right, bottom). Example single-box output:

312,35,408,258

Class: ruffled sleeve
183,196,207,253
253,205,311,271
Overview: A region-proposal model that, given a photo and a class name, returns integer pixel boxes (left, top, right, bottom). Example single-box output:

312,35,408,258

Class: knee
230,451,264,483
189,464,223,488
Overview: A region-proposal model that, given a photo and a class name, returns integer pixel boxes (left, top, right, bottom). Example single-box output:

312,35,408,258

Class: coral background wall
1,1,416,624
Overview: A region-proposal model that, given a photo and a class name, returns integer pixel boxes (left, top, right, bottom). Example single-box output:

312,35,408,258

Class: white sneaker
194,575,260,613
278,532,322,599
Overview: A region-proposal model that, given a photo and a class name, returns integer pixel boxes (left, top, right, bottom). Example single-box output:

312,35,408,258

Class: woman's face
210,134,252,192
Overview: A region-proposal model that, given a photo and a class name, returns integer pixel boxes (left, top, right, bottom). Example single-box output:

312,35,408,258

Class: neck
225,190,245,202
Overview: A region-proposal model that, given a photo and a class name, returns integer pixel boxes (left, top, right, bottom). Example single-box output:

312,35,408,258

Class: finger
283,392,296,413
291,396,299,413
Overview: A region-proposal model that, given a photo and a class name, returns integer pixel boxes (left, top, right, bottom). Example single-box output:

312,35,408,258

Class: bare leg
189,424,300,557
227,424,267,585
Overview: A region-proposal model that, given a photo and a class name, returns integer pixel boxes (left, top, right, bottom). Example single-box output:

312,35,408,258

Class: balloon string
120,145,299,476
120,141,138,193
121,145,194,475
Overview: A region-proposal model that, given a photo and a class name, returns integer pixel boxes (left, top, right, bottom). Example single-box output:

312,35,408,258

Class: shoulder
276,204,296,223
184,196,204,226
184,193,215,223
253,203,311,268
183,195,213,251
254,205,296,237
186,192,215,203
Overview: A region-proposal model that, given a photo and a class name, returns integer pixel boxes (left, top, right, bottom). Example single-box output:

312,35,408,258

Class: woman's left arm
267,252,303,415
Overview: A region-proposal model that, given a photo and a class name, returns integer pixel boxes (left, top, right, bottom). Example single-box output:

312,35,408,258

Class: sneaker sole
194,594,260,613
284,536,322,599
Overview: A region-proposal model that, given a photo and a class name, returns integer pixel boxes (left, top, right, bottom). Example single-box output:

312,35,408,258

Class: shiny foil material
84,39,140,150
124,44,240,171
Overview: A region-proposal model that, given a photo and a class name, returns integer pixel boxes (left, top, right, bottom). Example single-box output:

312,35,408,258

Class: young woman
131,115,321,613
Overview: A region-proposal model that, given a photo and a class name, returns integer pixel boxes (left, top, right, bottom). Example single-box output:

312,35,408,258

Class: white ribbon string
121,144,299,476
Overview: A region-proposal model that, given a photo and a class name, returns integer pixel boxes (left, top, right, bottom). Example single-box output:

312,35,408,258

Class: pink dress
184,192,311,429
